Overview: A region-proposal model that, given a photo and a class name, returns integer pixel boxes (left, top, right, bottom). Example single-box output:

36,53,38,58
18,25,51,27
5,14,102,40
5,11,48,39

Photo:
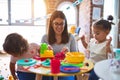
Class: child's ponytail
107,15,115,25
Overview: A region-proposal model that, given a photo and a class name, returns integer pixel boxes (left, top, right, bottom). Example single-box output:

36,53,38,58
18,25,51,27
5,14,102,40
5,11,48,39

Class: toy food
65,52,85,63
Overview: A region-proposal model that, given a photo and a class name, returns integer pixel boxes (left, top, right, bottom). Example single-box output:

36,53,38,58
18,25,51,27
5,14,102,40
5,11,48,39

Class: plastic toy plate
60,66,80,73
17,58,36,66
41,59,50,67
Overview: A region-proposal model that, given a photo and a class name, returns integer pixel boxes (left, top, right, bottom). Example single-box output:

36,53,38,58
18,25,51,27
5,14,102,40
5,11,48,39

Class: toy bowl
65,52,85,63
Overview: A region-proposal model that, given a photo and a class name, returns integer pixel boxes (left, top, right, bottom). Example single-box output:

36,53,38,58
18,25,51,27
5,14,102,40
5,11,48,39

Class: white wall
103,0,119,48
0,26,46,50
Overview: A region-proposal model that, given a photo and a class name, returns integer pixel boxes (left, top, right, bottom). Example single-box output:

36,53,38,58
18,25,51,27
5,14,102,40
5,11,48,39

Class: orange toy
8,75,14,80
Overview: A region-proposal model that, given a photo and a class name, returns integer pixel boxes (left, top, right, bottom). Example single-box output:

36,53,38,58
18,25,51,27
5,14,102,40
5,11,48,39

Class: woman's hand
61,46,69,53
48,45,53,50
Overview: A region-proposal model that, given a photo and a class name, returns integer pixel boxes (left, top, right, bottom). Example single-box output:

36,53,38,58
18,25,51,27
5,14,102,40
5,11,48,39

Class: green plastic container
115,48,120,60
0,75,4,80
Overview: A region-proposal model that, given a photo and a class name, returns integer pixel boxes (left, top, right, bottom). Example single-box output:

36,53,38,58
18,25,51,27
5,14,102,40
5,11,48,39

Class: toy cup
51,59,60,74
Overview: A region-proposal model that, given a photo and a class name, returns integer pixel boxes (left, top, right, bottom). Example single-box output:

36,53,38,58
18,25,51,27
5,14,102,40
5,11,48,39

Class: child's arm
80,35,88,49
10,62,18,80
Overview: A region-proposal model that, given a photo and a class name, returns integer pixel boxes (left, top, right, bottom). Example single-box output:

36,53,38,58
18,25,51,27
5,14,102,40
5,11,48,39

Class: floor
0,52,11,80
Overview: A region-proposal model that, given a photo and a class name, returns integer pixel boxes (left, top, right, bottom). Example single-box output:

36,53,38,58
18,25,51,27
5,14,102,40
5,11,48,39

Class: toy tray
17,58,36,66
60,66,80,73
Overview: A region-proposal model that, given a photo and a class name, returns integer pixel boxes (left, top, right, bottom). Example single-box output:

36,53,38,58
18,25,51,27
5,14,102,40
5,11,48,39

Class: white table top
94,59,120,80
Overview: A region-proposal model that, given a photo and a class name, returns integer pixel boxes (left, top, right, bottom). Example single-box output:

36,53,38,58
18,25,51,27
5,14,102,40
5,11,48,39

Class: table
94,59,120,80
24,59,94,80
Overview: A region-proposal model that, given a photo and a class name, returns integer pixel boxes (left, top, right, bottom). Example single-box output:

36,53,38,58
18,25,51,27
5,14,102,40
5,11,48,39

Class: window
0,0,46,26
0,0,8,25
57,2,77,27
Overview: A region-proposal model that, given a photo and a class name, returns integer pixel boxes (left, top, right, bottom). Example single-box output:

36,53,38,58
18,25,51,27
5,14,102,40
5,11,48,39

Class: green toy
0,75,4,80
40,43,48,54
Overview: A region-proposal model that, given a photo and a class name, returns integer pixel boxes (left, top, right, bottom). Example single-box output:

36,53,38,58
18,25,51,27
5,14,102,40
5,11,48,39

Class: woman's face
52,18,65,35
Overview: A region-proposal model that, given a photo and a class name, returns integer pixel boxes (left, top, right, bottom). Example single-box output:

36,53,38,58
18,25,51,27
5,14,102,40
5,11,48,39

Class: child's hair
3,33,28,56
93,15,114,31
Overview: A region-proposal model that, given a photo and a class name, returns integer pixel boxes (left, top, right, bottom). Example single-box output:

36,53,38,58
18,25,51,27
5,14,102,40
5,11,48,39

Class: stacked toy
61,52,85,67
40,43,54,59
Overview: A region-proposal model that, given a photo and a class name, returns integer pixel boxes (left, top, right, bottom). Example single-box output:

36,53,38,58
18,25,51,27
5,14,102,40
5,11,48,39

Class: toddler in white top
80,15,115,80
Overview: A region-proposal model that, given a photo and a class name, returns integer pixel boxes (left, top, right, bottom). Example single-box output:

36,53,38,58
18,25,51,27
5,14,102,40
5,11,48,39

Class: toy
55,52,65,60
40,43,54,59
69,25,76,34
41,59,50,67
40,43,48,54
0,75,4,80
114,49,120,60
40,50,54,58
65,52,85,63
17,58,36,66
8,75,14,80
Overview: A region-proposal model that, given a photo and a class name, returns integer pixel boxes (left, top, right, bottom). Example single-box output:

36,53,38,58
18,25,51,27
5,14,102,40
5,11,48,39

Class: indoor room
0,0,120,80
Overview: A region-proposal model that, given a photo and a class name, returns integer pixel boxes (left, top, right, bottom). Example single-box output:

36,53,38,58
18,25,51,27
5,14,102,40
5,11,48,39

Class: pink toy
55,52,65,60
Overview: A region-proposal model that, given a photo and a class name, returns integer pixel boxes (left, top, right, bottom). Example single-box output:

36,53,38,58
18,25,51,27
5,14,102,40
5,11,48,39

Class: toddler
3,33,40,80
81,15,115,80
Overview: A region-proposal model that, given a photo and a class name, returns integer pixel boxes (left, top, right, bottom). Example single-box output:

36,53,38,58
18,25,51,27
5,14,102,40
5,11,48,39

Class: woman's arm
70,34,78,52
10,62,18,80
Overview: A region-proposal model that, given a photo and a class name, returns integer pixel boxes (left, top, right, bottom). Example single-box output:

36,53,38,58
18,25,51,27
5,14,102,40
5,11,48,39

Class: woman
41,10,78,80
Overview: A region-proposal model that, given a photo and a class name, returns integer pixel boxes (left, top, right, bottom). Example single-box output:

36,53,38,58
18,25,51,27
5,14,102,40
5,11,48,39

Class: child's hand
80,35,85,41
106,36,112,53
61,46,69,53
85,49,90,59
80,35,88,49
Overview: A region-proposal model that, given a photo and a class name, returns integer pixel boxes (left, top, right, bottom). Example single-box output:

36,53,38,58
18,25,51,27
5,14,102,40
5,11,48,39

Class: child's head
3,33,28,57
92,15,114,43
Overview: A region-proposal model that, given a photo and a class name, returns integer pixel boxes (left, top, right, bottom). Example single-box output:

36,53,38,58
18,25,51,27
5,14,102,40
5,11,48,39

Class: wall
0,26,46,50
45,0,75,14
78,0,92,52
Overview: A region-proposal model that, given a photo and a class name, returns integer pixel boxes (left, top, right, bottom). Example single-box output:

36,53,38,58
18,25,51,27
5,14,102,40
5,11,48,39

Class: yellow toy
40,50,54,58
8,75,14,80
40,43,54,58
69,25,76,34
65,52,85,63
